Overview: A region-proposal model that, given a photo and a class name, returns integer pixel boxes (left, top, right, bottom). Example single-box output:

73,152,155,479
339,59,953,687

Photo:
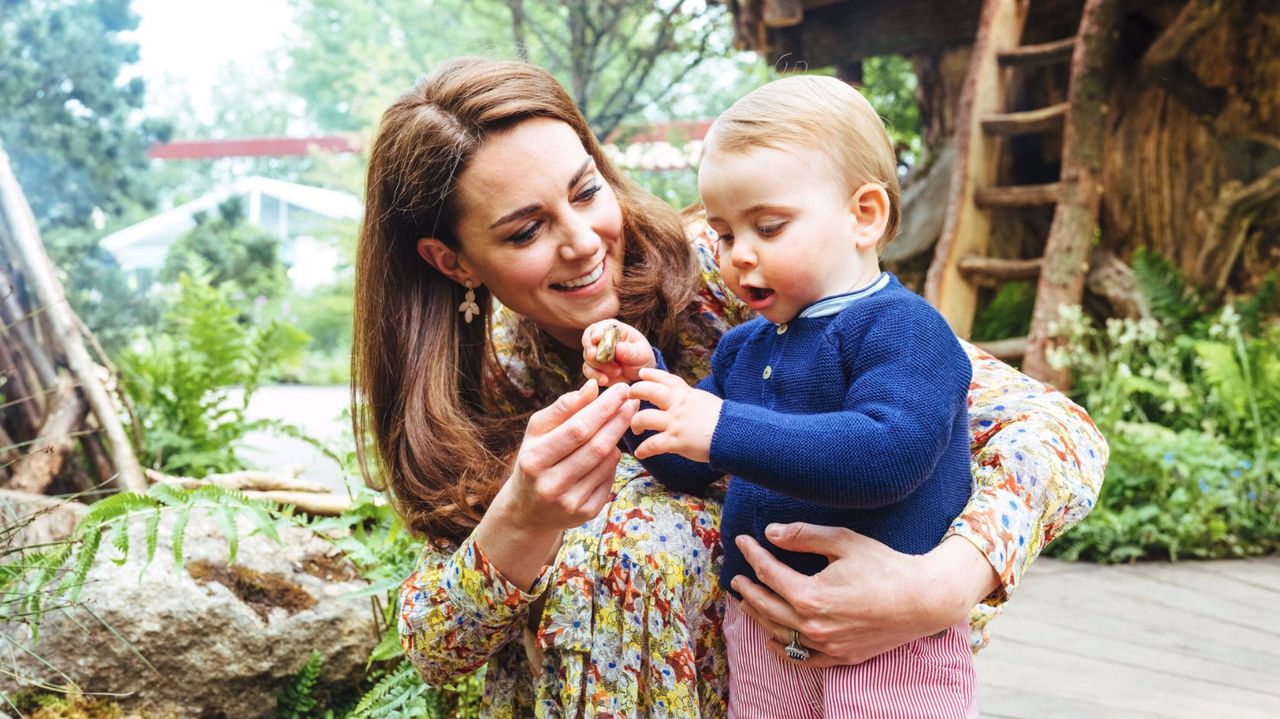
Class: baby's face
698,143,882,324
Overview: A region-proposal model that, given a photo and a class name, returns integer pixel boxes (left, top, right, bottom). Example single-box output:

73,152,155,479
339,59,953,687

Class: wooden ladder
926,0,1110,389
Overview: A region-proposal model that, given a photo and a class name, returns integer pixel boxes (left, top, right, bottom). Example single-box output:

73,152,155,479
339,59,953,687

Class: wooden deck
976,557,1280,718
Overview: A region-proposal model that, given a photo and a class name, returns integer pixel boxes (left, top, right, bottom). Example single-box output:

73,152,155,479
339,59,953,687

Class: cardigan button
776,323,788,334
762,366,772,379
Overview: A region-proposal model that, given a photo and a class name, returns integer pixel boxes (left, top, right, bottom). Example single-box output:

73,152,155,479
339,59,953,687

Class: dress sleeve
398,534,552,685
947,342,1108,603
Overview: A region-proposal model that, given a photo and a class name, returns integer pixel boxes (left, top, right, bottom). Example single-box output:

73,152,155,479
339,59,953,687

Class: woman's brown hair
353,58,698,544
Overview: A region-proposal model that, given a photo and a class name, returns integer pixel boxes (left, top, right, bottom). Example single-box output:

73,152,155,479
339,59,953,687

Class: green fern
971,281,1035,342
278,650,325,719
1132,247,1207,333
1234,273,1279,335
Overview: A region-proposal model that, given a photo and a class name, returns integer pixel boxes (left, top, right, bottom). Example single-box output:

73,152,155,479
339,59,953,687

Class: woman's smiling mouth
552,260,605,291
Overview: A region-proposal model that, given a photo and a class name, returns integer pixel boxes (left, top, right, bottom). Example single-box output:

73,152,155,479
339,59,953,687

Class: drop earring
458,281,480,324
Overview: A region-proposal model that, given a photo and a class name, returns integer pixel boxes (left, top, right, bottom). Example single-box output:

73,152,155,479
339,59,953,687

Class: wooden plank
1126,560,1280,606
958,256,1043,280
1003,564,1280,654
1189,558,1280,593
974,336,1028,361
978,645,1280,718
975,182,1060,207
990,612,1280,692
925,0,1031,337
1022,0,1116,386
980,684,1169,719
998,37,1077,67
981,102,1068,135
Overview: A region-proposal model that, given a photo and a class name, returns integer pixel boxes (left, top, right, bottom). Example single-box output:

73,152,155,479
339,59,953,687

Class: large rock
2,510,380,718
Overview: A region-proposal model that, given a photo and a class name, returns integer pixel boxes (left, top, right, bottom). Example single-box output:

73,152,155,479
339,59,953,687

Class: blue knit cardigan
627,274,974,594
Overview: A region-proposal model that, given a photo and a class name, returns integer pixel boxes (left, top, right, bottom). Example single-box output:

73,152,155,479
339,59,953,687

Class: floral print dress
398,221,1108,718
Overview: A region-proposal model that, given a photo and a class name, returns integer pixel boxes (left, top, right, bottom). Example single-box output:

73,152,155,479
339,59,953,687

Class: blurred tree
286,0,733,138
0,0,169,229
160,197,289,308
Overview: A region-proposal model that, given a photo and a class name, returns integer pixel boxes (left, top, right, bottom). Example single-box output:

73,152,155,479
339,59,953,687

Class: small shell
595,323,620,364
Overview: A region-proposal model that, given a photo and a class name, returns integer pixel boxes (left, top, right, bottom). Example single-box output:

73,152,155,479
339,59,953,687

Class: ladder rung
957,256,1043,281
975,183,1061,207
982,103,1068,136
975,336,1028,361
998,38,1076,68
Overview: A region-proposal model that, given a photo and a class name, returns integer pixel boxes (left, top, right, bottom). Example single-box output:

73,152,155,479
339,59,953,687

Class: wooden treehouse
729,0,1280,388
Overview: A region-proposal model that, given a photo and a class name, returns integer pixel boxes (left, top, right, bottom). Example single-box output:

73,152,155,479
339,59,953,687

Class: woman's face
449,118,625,347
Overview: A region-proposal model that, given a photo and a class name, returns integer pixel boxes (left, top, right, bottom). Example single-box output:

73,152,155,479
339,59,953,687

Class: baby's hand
629,368,722,463
582,320,655,386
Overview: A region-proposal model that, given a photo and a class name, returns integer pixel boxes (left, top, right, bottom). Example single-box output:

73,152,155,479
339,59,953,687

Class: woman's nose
558,212,601,260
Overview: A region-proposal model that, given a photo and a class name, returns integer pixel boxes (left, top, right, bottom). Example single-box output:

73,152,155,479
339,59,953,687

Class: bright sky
129,0,294,115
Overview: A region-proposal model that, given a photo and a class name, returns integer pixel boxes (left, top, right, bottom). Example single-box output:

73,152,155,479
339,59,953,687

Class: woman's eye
574,184,602,203
506,221,541,245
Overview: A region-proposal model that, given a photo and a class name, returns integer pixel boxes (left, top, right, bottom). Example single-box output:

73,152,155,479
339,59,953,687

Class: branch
145,467,335,494
1140,0,1226,116
0,143,144,491
1198,138,1280,293
4,373,85,494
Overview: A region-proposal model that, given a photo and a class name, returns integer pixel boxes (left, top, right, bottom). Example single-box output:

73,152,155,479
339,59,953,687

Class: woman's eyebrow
488,158,594,229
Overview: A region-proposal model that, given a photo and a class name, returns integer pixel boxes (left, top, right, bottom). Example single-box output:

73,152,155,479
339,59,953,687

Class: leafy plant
118,274,308,476
279,650,325,719
1047,252,1280,562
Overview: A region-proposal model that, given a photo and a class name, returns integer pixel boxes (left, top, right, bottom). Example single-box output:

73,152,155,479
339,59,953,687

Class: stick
0,144,144,491
145,468,336,494
4,374,85,494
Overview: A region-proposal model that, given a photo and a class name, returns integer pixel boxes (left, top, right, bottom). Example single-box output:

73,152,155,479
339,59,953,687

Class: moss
10,691,176,719
186,559,316,620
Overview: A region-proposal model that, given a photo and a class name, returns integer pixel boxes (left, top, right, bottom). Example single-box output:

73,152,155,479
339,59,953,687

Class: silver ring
785,628,810,661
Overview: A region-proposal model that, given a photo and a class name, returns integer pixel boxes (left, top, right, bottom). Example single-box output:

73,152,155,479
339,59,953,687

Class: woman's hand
731,523,999,667
475,379,638,589
581,320,655,386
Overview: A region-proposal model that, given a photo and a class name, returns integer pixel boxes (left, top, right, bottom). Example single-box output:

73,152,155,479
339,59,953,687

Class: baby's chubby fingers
630,406,670,435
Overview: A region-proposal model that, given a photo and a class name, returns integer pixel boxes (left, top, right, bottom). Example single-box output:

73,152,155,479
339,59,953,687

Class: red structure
146,135,364,160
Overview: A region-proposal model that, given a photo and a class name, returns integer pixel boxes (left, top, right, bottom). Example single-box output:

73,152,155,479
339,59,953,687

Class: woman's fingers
534,391,636,488
525,382,630,467
734,533,819,613
528,379,599,436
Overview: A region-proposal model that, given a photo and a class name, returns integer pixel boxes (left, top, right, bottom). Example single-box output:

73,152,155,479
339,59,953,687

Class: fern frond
172,504,193,567
109,519,130,566
1194,340,1248,421
218,504,240,564
78,492,161,528
277,649,324,719
63,527,103,603
1133,248,1205,332
349,661,418,717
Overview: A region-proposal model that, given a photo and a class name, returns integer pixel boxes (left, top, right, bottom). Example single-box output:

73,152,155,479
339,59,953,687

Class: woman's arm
399,380,640,682
730,346,1107,663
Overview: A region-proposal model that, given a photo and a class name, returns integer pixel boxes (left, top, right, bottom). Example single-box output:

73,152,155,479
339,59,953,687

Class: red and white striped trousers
725,597,977,718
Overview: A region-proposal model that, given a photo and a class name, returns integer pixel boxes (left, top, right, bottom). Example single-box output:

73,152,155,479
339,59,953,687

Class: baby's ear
417,237,477,286
849,183,890,250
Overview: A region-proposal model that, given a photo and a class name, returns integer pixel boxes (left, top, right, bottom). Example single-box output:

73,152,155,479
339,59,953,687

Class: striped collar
796,272,891,319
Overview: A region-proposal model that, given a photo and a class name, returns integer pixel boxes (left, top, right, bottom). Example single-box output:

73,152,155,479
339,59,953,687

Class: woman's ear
848,183,891,250
417,237,477,286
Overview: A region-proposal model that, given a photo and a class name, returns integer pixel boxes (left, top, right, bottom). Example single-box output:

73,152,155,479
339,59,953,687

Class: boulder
2,510,380,718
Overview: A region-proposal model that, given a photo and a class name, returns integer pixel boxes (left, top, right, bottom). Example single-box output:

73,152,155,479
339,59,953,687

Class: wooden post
0,145,145,492
1021,0,1119,387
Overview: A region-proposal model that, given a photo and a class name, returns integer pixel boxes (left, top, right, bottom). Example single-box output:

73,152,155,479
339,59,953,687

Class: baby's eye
716,232,734,246
757,222,785,237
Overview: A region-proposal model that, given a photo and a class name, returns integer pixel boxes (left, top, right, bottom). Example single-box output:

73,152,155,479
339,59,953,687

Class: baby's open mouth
745,287,774,302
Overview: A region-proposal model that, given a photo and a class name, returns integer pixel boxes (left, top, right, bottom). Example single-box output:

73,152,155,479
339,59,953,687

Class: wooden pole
4,373,85,494
0,145,145,491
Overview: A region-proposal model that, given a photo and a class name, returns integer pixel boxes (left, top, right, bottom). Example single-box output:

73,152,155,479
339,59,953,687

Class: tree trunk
1101,0,1280,296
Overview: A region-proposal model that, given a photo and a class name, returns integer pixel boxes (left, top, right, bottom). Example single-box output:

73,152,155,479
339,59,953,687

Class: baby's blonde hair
706,75,900,247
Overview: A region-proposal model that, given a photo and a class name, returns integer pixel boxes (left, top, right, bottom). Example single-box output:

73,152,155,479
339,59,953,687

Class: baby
583,76,976,717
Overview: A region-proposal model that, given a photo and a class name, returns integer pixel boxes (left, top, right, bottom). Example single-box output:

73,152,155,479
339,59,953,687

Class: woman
354,58,1106,718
